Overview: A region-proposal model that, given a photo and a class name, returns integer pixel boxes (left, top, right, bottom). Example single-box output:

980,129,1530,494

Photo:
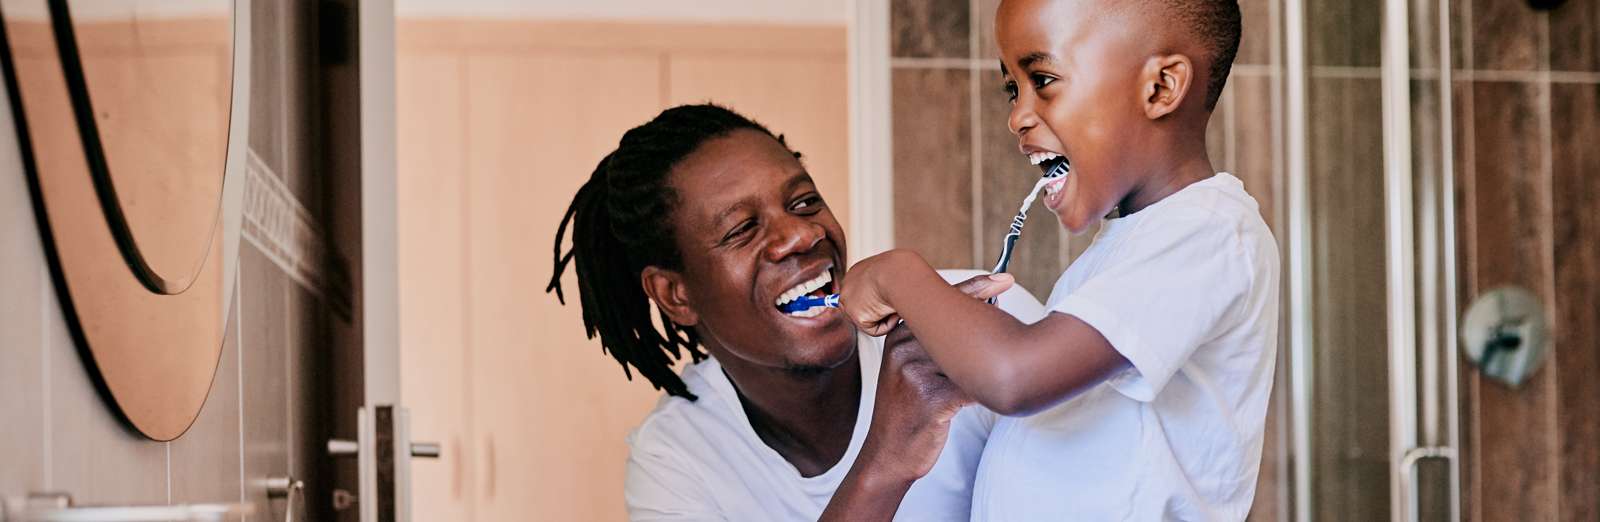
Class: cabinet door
399,50,473,522
465,52,666,522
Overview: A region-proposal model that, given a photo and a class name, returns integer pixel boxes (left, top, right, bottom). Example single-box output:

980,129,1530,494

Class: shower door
1285,0,1460,516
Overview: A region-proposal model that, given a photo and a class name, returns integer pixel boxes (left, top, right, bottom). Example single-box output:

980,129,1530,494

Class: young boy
836,0,1278,519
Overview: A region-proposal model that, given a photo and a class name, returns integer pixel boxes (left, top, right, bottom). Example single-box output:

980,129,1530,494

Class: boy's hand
841,250,1014,336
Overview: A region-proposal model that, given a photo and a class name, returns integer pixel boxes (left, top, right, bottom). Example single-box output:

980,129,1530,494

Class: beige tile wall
396,20,849,521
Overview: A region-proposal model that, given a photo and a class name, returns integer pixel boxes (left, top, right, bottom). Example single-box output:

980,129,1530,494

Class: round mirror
66,0,233,294
0,0,248,440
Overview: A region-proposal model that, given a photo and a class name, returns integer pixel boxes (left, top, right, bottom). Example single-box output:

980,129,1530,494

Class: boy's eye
1003,80,1018,102
1031,74,1055,90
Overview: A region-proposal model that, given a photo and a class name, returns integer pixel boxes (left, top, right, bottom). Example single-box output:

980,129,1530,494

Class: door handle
329,440,441,458
1398,446,1455,522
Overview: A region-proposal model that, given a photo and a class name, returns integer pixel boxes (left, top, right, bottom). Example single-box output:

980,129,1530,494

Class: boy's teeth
1045,178,1065,196
1027,151,1061,165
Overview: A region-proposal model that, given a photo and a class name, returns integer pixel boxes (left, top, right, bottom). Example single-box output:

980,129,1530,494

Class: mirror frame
0,0,249,440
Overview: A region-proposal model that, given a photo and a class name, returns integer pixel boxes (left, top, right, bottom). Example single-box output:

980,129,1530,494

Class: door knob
1460,285,1550,387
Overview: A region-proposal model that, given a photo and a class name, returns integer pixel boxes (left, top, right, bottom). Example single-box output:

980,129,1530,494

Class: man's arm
817,323,973,522
840,249,1130,416
818,273,1014,522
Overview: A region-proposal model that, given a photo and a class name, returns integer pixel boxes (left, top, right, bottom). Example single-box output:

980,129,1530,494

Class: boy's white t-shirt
971,173,1280,522
625,272,1041,522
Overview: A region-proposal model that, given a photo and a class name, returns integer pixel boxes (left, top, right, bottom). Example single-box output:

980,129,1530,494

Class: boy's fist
840,249,1013,336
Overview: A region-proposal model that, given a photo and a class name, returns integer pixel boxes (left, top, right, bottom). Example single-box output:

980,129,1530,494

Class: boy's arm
841,249,1130,416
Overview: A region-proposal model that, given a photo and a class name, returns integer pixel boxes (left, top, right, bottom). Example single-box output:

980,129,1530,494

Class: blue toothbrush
779,293,840,314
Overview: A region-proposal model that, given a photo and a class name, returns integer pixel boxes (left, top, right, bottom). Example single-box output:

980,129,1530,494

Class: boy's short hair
1155,0,1241,111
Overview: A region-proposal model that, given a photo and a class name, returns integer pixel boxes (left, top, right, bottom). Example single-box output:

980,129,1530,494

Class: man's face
665,129,856,372
996,0,1148,234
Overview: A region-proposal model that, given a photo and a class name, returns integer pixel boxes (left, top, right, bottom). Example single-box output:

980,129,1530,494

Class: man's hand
854,324,976,483
815,274,1009,522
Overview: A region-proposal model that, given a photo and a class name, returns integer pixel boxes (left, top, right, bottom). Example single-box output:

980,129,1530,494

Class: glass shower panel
1304,0,1392,516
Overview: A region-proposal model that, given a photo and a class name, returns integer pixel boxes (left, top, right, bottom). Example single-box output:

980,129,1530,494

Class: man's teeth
1027,151,1061,165
789,306,826,318
775,271,832,307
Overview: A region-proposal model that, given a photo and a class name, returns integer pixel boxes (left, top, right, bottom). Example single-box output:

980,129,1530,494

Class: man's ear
1142,54,1194,120
641,266,699,327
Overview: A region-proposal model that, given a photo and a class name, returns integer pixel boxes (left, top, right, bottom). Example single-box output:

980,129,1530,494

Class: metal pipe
1283,0,1314,515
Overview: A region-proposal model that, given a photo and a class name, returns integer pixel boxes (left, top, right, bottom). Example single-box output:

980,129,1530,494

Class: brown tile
1451,0,1472,71
1468,80,1556,522
1549,0,1600,72
1307,0,1382,67
892,0,971,58
1232,75,1277,231
893,67,974,269
978,69,1059,296
1306,76,1390,522
978,0,1002,60
1552,82,1600,522
1236,0,1274,66
1469,0,1541,70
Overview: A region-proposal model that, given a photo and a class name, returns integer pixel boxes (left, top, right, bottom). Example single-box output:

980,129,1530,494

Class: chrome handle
265,477,303,522
1399,446,1455,522
328,439,440,458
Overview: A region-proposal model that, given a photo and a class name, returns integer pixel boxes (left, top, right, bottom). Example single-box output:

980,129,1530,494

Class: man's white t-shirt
971,173,1280,522
625,272,1040,522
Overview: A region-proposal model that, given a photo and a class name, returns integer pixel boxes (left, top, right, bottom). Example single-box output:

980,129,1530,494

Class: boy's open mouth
1027,153,1069,197
774,270,835,317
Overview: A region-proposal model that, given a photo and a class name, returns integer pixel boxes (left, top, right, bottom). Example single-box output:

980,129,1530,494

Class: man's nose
765,214,825,262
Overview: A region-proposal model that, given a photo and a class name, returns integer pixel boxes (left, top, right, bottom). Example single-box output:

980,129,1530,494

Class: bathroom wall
886,0,1290,519
1452,0,1600,518
393,12,850,522
0,1,345,519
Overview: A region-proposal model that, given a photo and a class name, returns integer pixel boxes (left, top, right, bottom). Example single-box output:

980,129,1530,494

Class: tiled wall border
241,149,351,316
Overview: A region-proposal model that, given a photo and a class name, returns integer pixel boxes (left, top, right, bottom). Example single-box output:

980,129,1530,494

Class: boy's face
996,0,1150,234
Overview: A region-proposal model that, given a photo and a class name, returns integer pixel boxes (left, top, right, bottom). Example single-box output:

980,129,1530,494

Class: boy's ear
1142,54,1194,120
642,266,700,327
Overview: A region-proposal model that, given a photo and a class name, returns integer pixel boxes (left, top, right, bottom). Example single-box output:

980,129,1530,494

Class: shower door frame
1284,0,1464,516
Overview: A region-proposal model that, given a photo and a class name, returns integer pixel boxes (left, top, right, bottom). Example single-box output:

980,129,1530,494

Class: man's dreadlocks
548,104,796,401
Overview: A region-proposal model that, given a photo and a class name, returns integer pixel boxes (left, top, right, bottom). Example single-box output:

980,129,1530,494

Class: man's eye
724,221,756,242
793,195,823,211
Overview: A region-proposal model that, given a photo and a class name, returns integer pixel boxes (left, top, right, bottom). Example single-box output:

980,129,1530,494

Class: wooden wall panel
668,54,852,232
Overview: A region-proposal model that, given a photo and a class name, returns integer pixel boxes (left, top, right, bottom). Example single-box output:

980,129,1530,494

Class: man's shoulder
627,359,740,453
